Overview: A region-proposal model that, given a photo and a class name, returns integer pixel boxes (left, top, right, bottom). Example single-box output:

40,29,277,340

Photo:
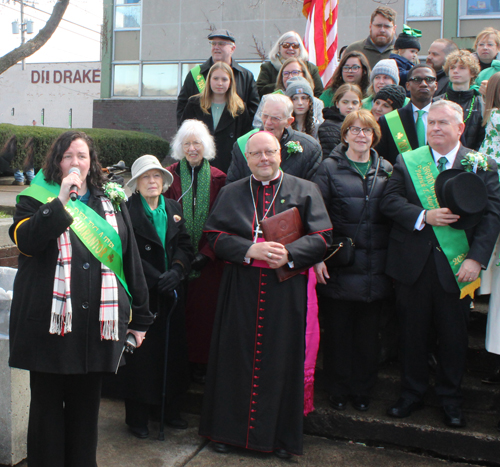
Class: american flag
303,0,339,86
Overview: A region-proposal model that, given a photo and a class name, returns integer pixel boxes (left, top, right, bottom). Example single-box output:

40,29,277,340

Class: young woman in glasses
256,31,324,98
320,51,371,108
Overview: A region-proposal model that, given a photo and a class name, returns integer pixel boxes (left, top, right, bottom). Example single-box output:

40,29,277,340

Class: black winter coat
176,57,260,126
435,86,485,151
318,107,345,159
226,127,322,184
9,188,153,374
256,60,324,98
109,194,195,405
181,95,253,174
313,145,393,302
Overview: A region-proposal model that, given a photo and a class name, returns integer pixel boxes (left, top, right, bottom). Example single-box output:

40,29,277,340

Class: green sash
237,128,260,160
386,110,413,154
18,171,131,299
190,65,206,93
401,146,480,299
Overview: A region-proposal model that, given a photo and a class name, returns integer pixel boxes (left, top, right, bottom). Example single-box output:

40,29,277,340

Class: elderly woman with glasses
164,119,227,385
313,109,393,413
115,155,194,439
256,31,324,98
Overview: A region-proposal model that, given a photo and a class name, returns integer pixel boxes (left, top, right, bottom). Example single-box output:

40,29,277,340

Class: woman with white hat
116,155,194,439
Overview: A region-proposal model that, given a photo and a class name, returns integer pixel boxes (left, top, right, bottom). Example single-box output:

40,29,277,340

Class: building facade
0,62,101,129
94,0,500,140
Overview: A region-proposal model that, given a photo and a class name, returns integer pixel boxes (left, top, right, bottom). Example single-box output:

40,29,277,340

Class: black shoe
328,394,348,411
213,442,230,453
274,449,292,459
165,416,188,429
387,398,424,418
481,368,500,384
351,395,370,412
443,405,466,428
128,425,149,439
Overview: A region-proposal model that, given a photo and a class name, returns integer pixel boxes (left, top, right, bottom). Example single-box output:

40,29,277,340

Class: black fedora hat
435,169,488,230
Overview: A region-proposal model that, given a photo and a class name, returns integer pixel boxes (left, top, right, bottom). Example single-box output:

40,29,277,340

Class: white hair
269,31,309,62
244,131,281,154
429,100,464,124
262,93,294,119
171,119,216,161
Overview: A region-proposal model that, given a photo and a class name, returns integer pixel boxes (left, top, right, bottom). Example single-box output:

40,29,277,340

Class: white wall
0,62,101,128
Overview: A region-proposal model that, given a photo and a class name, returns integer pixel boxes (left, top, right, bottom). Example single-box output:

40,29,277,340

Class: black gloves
191,253,209,271
158,264,183,295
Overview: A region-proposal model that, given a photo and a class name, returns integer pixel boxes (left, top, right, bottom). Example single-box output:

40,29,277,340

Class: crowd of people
7,6,500,465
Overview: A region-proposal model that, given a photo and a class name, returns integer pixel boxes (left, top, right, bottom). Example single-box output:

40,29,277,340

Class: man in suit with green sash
176,29,260,126
380,100,500,428
376,64,438,164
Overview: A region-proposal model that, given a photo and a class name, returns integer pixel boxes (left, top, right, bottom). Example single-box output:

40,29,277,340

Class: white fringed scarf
49,198,120,341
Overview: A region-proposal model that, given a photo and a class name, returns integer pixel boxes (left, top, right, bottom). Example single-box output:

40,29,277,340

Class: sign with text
31,69,101,84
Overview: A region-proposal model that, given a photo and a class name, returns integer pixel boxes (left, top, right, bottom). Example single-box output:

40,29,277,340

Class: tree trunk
0,0,71,75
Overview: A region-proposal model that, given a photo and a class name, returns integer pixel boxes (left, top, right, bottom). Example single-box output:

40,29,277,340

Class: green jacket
475,60,500,87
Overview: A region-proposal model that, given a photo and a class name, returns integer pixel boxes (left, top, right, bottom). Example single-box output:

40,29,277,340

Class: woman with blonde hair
181,61,252,174
256,31,323,97
164,119,227,385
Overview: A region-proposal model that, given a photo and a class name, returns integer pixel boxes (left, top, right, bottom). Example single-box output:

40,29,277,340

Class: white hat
126,155,173,193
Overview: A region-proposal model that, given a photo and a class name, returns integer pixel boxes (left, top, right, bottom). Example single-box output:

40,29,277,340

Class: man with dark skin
426,39,458,96
376,64,437,164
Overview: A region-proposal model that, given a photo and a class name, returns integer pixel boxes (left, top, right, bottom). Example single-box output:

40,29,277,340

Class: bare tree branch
251,34,267,62
372,0,399,5
0,0,70,75
202,11,217,32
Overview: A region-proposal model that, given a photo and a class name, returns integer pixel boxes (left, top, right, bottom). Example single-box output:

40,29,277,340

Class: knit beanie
373,85,407,110
285,77,314,101
395,32,421,51
370,59,400,85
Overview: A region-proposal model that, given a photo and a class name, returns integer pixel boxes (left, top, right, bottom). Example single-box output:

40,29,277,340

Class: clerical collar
251,170,282,186
431,142,461,166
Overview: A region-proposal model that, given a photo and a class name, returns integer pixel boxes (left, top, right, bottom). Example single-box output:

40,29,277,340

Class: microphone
68,167,80,201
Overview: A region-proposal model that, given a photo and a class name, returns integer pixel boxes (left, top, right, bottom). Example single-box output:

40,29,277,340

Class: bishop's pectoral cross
253,224,263,243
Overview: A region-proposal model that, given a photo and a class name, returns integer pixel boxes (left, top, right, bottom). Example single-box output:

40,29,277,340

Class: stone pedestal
0,341,29,466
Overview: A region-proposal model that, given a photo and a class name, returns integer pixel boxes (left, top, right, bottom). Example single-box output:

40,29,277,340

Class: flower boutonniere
461,151,489,173
285,141,303,156
104,182,127,211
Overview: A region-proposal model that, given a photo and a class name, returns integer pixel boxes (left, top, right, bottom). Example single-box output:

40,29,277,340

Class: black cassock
199,173,332,455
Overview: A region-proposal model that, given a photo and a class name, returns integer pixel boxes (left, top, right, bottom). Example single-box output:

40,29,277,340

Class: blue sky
0,0,103,64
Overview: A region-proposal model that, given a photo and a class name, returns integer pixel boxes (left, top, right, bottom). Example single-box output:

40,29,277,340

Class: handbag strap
351,155,381,244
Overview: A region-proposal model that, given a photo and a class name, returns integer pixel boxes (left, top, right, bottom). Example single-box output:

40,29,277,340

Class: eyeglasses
281,42,300,49
408,76,437,84
348,126,374,135
371,23,394,30
282,70,303,78
261,113,283,124
247,149,279,159
209,40,232,48
182,141,202,149
343,65,361,72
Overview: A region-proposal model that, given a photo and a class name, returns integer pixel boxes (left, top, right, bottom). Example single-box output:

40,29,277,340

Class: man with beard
199,131,332,458
343,6,397,70
376,64,438,164
225,93,322,183
426,39,459,96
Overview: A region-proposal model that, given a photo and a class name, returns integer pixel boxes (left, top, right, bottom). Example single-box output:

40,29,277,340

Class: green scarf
140,193,169,270
180,158,211,280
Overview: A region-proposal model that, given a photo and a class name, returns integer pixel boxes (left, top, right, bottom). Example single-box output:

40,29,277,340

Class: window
113,64,140,97
461,0,500,16
142,64,179,97
407,0,442,18
115,0,141,29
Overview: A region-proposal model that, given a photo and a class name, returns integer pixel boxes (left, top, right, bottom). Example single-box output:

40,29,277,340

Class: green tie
438,156,448,173
416,110,426,147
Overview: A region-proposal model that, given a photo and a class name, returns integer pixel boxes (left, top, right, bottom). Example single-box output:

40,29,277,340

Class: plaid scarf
49,198,120,341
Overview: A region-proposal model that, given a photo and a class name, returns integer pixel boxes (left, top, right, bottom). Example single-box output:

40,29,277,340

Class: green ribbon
402,24,422,38
401,146,480,299
385,109,413,154
18,170,131,299
190,65,206,93
237,128,260,160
